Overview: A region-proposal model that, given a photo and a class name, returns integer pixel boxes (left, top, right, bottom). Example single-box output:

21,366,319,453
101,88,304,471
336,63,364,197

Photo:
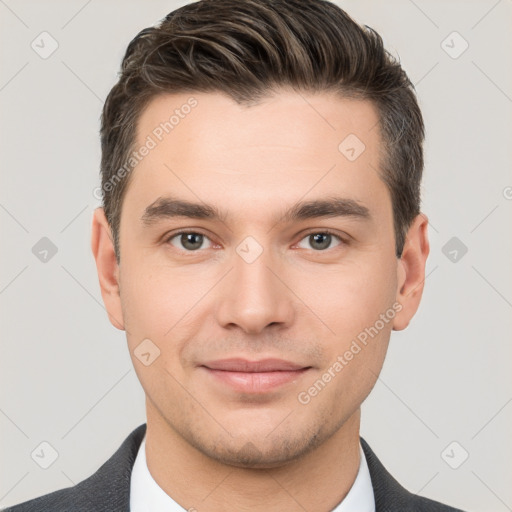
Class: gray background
1,0,511,510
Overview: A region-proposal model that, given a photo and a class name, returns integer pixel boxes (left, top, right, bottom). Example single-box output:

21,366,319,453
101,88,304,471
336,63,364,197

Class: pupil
311,233,330,250
182,233,202,250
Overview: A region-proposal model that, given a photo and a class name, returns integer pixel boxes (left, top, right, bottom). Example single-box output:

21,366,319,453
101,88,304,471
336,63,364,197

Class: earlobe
91,207,125,331
392,213,430,331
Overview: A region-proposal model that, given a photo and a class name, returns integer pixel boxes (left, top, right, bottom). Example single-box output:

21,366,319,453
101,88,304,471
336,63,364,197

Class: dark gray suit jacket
3,423,466,511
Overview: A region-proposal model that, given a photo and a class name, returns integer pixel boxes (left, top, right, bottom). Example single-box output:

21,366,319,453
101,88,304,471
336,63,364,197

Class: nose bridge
215,236,294,333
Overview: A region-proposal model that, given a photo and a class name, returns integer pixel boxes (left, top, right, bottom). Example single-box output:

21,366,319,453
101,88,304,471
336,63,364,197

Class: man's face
113,90,404,467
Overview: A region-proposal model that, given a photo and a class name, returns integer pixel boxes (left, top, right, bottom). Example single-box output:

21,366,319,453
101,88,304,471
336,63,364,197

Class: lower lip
202,368,309,393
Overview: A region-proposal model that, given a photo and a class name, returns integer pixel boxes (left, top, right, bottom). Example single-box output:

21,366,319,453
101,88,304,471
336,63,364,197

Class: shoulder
360,437,467,512
1,485,92,512
2,424,146,512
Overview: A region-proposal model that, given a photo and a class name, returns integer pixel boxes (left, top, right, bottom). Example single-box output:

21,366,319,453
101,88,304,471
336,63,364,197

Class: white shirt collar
130,434,375,512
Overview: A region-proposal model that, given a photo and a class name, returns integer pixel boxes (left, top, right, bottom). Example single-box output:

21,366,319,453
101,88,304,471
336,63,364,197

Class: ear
91,207,125,330
393,212,430,331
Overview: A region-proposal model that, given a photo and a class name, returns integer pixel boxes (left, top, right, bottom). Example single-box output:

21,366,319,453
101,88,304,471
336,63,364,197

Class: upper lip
201,358,309,372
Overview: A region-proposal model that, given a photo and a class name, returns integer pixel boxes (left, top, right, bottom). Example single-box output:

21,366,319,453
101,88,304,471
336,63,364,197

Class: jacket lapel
360,436,414,511
80,423,147,511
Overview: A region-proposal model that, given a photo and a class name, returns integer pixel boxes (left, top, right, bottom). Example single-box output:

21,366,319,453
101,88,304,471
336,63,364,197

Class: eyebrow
140,195,371,226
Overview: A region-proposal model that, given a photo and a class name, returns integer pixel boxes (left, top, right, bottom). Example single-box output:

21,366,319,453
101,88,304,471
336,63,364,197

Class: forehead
135,89,381,162
123,89,390,225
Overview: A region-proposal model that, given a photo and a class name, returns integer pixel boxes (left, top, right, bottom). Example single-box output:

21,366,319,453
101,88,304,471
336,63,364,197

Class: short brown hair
100,0,424,261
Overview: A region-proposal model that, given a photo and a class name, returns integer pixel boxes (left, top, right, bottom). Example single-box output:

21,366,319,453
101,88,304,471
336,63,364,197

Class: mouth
200,358,312,393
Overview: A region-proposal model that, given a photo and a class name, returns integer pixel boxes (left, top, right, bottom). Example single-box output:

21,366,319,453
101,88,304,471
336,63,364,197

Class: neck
144,403,361,512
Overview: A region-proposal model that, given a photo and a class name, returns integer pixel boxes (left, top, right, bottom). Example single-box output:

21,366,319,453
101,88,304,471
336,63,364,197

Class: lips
202,358,307,372
200,358,311,393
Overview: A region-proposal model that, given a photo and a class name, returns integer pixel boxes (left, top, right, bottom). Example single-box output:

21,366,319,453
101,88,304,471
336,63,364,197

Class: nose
215,245,295,335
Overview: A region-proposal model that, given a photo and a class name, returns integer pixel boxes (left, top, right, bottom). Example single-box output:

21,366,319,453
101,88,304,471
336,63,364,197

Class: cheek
119,259,217,376
119,259,188,330
306,260,397,341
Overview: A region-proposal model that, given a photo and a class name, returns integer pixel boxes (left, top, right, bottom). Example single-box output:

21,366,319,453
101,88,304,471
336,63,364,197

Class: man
5,0,466,510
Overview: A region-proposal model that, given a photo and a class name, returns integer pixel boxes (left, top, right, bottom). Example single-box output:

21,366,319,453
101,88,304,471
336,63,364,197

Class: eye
296,230,344,251
165,230,346,253
166,231,213,251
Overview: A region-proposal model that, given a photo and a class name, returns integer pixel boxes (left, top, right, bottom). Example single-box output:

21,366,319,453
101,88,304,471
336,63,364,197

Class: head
92,0,429,468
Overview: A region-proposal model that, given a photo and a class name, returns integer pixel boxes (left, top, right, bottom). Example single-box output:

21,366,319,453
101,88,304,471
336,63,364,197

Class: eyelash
164,229,348,253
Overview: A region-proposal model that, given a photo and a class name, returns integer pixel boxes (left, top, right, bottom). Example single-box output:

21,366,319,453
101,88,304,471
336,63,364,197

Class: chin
183,424,328,469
